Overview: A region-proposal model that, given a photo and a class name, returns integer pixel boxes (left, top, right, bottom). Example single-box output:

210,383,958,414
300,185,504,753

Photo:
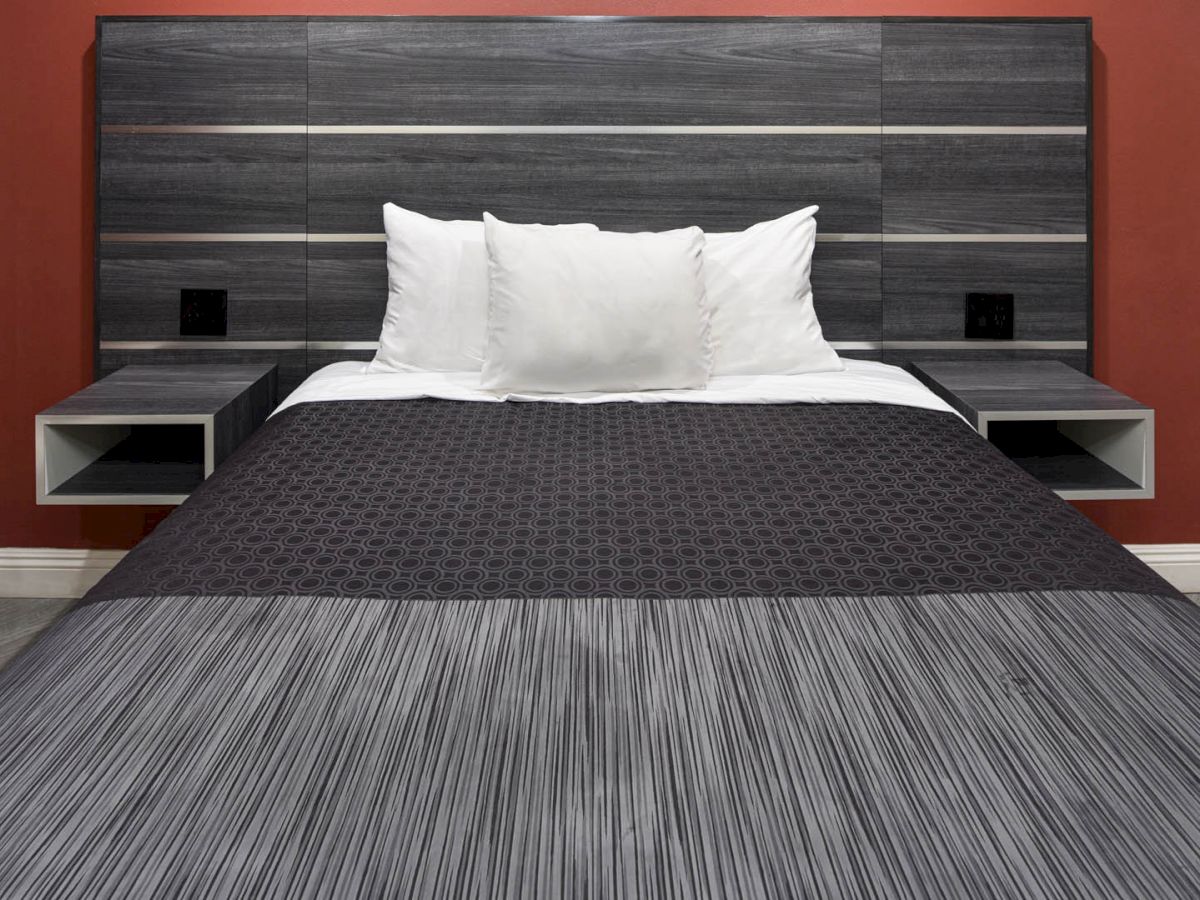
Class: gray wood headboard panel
307,133,882,234
882,244,1087,342
883,134,1088,234
99,243,306,341
882,22,1087,126
99,134,307,234
307,20,882,126
99,19,308,124
95,16,1092,389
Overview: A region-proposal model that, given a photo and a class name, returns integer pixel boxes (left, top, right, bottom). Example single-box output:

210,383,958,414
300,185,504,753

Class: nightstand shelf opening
46,423,207,502
987,419,1146,496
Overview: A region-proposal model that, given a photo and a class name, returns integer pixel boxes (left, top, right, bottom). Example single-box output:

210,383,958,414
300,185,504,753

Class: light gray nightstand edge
35,365,276,506
979,409,1155,501
912,362,1155,501
34,415,213,506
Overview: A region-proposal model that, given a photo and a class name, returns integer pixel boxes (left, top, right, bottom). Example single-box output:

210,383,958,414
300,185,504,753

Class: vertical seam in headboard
1086,18,1095,375
305,18,312,380
878,21,885,364
93,17,103,382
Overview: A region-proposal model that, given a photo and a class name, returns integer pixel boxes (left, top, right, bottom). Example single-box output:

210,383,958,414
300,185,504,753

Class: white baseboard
0,548,127,599
1125,544,1200,593
1,544,1197,601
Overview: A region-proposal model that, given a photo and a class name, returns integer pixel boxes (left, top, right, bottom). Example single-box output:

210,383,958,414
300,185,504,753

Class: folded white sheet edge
273,358,963,420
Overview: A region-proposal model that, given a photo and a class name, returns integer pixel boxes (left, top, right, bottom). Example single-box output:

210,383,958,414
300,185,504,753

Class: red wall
2,1,1197,549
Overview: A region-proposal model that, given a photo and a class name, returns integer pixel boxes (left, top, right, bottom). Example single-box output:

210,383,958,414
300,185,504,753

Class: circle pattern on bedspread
91,401,1171,603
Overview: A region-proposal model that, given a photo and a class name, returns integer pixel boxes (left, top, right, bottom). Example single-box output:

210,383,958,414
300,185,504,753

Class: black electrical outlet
965,292,1014,340
180,289,228,337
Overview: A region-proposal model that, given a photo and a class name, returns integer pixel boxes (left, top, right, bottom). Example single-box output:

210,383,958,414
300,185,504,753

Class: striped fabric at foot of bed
0,590,1198,898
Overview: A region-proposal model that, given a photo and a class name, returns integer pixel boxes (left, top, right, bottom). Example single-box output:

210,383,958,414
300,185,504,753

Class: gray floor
2,594,1200,672
0,598,76,670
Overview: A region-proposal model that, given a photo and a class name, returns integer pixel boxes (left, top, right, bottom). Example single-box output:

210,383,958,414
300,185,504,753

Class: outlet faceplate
180,289,228,337
965,292,1014,340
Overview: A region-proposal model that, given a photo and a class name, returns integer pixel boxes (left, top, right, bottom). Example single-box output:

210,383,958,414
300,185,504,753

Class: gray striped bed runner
1,589,1198,897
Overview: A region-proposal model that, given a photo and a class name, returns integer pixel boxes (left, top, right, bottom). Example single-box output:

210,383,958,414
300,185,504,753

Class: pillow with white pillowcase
705,206,843,376
369,204,598,373
480,212,713,393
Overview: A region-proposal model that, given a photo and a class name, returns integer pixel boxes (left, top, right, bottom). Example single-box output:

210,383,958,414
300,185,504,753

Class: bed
3,15,1199,899
3,362,1198,896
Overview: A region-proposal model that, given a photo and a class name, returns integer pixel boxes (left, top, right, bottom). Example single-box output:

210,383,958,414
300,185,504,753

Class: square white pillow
481,213,713,393
369,204,597,373
706,206,843,376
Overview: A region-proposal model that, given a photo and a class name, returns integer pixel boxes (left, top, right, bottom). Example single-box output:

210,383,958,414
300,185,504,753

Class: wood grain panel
882,22,1088,125
306,243,386,342
836,350,884,362
44,365,278,417
809,243,881,342
99,243,306,340
307,349,377,375
308,134,881,234
884,348,1087,374
211,367,278,464
99,134,306,233
306,241,881,344
98,349,307,395
883,135,1086,234
99,20,308,125
308,19,881,126
931,386,1143,414
912,361,1146,416
882,243,1087,340
52,436,205,500
93,17,1093,385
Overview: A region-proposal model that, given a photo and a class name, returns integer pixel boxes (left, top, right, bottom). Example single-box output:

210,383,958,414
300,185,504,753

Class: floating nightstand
36,364,277,505
912,361,1154,501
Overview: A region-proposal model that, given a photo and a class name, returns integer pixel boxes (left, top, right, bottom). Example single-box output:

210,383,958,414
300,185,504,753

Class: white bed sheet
275,358,963,420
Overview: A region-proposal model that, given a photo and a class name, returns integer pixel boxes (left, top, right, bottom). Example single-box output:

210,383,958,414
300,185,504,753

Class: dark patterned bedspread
89,400,1171,602
2,400,1198,898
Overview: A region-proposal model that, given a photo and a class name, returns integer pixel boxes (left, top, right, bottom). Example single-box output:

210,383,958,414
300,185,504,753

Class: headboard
95,16,1091,393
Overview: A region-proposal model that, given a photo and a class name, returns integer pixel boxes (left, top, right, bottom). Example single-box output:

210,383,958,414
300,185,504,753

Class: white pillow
369,204,597,373
706,206,843,376
481,213,713,393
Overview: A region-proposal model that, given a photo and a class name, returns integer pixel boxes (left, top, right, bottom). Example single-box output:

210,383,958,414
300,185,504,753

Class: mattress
1,391,1197,897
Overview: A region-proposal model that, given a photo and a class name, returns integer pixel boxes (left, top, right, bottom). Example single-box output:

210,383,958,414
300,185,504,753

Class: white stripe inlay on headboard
101,232,1089,244
97,340,1088,353
100,124,1087,136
